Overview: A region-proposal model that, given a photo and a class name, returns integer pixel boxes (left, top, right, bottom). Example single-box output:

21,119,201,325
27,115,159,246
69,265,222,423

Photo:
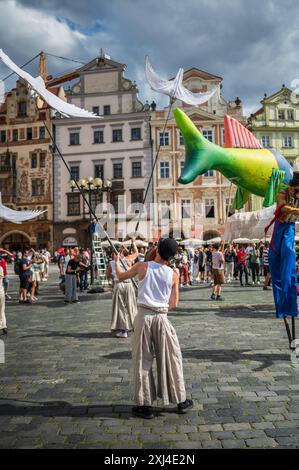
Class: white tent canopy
224,205,276,242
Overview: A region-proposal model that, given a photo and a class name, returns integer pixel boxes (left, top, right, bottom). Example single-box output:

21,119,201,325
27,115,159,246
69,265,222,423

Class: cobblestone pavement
1,268,299,449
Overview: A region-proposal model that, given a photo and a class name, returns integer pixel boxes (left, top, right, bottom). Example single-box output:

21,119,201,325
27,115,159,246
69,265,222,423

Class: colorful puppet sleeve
263,169,286,207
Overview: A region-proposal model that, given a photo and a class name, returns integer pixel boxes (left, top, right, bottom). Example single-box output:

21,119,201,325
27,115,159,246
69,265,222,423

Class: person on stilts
267,171,299,349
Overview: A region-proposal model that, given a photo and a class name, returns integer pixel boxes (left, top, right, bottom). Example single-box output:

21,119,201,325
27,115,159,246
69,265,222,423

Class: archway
0,230,31,251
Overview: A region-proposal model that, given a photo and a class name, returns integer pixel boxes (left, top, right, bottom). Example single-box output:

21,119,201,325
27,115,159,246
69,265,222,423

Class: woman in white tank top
115,238,193,419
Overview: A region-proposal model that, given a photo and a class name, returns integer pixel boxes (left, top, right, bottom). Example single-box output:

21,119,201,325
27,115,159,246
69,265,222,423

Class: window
31,153,37,169
225,198,235,217
69,132,80,145
113,163,123,179
39,127,45,139
278,110,285,121
131,190,144,204
180,161,184,176
204,170,214,177
131,128,141,141
287,109,294,121
132,161,142,178
205,199,215,218
160,161,170,178
283,135,293,148
70,166,80,181
159,131,169,146
18,101,27,117
90,192,103,211
26,128,32,140
111,192,124,214
203,129,213,142
261,135,270,147
0,131,5,143
32,179,45,196
94,130,104,144
92,106,100,116
181,199,191,219
94,164,104,179
40,153,46,168
104,105,111,115
67,193,80,216
12,129,18,142
160,200,171,220
178,131,184,146
112,129,122,142
221,128,225,145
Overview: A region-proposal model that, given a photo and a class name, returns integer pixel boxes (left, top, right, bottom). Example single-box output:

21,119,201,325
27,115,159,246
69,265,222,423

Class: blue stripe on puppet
271,149,293,183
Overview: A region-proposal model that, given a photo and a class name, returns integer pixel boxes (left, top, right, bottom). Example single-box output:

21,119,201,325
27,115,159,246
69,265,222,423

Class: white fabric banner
0,49,102,119
145,56,217,106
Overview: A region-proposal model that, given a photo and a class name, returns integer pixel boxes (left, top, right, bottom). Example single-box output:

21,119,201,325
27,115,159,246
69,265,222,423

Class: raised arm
115,253,141,281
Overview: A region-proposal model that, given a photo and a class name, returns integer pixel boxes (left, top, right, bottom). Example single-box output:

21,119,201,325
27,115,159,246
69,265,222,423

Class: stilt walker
267,173,299,349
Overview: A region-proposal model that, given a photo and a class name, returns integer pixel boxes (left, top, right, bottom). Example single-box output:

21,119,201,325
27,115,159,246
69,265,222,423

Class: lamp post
69,177,112,286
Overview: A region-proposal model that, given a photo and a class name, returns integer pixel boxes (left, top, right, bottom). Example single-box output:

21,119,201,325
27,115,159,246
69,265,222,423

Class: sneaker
5,294,11,300
211,293,216,300
177,399,193,414
216,295,225,301
132,406,154,419
257,281,261,286
116,331,128,338
115,331,123,338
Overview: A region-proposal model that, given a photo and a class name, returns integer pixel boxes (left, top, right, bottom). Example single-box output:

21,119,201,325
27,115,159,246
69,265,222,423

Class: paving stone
2,271,299,448
245,437,278,448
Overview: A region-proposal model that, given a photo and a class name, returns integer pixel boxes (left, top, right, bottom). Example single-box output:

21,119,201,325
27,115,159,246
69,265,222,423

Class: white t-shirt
212,251,224,270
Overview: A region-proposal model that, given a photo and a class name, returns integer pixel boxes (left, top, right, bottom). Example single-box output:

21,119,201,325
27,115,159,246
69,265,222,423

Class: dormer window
278,110,285,121
287,109,294,121
18,101,27,117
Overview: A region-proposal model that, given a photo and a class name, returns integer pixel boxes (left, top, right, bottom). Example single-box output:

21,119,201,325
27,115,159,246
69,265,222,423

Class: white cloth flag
0,193,46,224
0,49,101,119
223,205,276,241
145,56,217,105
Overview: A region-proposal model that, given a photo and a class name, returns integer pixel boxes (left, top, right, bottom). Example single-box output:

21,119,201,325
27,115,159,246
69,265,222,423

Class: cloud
3,0,299,115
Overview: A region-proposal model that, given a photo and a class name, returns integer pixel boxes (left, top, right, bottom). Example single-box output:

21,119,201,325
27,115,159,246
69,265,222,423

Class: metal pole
88,186,94,285
284,317,293,348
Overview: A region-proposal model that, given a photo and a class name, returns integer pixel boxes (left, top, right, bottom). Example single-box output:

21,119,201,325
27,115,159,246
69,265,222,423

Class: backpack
14,258,22,275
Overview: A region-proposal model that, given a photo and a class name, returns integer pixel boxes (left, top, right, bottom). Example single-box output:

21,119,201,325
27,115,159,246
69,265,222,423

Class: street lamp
69,176,112,286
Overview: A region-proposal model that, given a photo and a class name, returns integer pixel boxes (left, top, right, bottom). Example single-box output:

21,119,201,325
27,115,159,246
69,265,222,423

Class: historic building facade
248,85,299,209
53,54,152,248
151,67,245,240
0,78,61,250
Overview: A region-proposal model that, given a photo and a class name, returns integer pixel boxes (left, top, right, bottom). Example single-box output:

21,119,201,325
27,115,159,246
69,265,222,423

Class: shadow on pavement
0,399,176,419
182,348,290,371
21,330,113,340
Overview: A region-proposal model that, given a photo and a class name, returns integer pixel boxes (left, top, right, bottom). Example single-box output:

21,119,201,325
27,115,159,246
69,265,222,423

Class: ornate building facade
0,78,62,250
151,67,245,240
53,54,152,248
248,85,299,210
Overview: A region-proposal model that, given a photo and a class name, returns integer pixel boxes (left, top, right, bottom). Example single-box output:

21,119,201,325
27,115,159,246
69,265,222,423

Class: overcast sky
1,0,299,114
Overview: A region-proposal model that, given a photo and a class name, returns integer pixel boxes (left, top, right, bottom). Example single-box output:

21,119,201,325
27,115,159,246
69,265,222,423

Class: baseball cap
158,238,178,261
